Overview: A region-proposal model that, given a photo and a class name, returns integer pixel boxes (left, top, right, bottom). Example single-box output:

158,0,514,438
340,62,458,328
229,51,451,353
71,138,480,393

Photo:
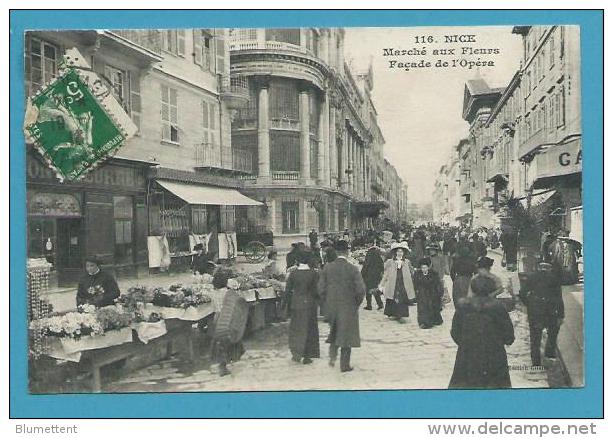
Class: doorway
56,218,82,285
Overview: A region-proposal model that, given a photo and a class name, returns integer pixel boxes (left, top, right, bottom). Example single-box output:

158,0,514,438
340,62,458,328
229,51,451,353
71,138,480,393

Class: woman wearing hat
450,245,477,307
76,256,121,308
413,257,444,329
474,256,504,297
379,242,416,323
449,275,515,388
285,249,320,364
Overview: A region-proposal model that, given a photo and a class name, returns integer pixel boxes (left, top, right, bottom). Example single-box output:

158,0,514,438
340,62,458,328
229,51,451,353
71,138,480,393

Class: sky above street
344,26,523,205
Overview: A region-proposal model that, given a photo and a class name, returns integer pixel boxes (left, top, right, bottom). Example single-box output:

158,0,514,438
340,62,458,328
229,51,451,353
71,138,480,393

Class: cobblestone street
106,252,553,393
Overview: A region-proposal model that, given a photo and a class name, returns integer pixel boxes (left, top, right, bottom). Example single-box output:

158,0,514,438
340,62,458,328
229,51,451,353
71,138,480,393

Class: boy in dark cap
76,256,120,308
520,261,565,366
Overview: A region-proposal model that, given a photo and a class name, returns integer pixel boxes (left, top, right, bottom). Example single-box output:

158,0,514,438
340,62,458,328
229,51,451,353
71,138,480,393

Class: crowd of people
277,223,573,388
70,221,577,387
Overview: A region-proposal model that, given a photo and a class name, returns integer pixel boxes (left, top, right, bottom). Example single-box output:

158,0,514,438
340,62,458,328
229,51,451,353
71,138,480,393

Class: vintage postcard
22,23,586,398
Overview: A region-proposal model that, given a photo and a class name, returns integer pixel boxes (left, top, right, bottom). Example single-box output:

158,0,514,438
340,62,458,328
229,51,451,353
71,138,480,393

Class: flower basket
132,320,167,344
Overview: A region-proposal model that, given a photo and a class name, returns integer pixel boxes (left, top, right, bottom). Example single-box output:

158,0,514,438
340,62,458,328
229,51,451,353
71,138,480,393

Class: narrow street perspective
24,25,583,394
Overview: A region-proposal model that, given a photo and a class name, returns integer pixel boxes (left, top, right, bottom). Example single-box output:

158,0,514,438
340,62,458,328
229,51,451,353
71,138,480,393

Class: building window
114,196,133,265
26,37,58,95
269,79,300,129
162,30,186,56
556,87,566,127
310,137,318,179
234,80,258,129
229,28,257,41
282,201,300,234
161,85,179,143
265,28,300,46
548,95,555,130
271,131,300,171
549,34,556,67
104,65,129,112
193,29,213,71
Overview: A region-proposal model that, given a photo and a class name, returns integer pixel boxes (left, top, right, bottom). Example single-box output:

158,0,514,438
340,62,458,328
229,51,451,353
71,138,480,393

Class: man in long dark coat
318,240,366,372
520,262,565,366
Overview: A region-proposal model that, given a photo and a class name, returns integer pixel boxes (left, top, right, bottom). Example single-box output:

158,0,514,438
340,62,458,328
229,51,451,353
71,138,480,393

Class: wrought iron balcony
194,142,222,169
272,171,300,181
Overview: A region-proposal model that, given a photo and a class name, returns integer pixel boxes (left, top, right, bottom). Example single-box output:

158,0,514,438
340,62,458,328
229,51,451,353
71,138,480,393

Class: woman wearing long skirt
413,257,444,329
449,275,515,388
361,246,385,310
380,242,416,323
450,246,477,307
285,250,320,364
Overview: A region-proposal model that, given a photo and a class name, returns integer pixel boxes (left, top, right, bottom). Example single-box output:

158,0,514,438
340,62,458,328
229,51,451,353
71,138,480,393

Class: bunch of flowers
94,305,133,331
116,285,156,312
232,273,272,291
30,311,103,340
151,285,212,309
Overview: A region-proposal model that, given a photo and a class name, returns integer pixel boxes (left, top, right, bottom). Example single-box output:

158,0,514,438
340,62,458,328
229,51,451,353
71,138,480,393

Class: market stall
29,267,284,393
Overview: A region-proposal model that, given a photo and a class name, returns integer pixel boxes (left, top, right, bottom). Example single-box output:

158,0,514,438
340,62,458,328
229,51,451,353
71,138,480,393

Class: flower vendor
76,256,121,308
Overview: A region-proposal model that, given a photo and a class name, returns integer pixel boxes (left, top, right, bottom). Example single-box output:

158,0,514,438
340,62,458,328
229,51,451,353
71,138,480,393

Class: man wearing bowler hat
76,255,121,308
318,239,366,372
519,261,565,366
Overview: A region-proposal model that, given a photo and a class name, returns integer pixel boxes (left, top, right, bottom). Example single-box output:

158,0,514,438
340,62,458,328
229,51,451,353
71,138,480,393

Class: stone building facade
228,28,408,249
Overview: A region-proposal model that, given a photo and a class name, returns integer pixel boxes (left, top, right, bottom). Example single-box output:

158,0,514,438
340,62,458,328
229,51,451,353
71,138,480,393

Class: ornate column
342,126,349,192
328,29,336,70
319,29,329,65
299,81,311,184
255,76,271,181
318,91,327,185
349,133,355,194
329,97,337,187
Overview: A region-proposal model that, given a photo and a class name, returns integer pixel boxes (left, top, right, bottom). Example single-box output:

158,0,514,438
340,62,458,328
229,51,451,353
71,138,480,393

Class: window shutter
215,29,226,75
209,102,216,131
129,71,141,131
193,30,202,65
177,29,186,56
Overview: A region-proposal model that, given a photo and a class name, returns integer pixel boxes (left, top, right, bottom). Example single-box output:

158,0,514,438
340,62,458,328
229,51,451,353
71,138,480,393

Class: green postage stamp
25,68,126,181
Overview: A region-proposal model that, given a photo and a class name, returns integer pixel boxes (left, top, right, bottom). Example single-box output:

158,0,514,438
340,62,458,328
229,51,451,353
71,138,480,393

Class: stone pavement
105,252,551,392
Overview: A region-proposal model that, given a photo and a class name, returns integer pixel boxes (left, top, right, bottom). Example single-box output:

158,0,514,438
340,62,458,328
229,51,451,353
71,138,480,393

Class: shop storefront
27,151,152,286
147,176,262,268
531,136,582,234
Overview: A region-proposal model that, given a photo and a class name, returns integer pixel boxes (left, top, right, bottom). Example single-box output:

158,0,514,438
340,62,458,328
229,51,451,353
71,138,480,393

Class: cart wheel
244,241,267,263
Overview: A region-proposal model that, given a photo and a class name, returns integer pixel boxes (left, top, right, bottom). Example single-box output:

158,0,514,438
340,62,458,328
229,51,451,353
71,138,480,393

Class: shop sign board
535,138,582,180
